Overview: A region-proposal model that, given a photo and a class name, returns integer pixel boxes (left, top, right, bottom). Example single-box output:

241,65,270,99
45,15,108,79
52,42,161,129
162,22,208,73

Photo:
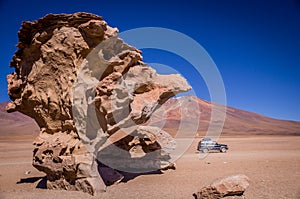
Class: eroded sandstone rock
97,126,177,172
7,12,190,195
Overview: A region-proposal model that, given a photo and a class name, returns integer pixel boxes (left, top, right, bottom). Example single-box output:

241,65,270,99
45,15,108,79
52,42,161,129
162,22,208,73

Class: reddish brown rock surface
193,174,250,199
6,12,190,195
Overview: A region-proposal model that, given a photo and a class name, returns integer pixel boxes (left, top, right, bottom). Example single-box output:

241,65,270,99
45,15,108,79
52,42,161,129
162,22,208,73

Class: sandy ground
0,135,299,199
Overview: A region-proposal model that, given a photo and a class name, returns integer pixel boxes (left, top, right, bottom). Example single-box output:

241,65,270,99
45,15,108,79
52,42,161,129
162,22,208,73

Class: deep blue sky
0,0,300,121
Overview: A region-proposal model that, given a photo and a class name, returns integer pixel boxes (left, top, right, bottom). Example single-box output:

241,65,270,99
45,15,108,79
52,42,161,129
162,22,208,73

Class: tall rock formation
6,12,190,195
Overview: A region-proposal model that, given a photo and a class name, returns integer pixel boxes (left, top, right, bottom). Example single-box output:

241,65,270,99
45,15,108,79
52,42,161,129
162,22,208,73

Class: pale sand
0,135,299,199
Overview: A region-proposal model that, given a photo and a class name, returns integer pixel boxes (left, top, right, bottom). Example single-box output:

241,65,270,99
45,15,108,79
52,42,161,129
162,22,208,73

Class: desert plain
0,134,299,199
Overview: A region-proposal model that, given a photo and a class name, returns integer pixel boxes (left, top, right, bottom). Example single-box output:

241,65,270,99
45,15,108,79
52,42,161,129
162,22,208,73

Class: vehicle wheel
220,147,227,153
202,148,209,153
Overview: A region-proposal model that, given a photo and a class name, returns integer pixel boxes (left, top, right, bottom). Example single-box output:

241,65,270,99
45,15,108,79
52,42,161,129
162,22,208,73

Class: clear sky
0,0,299,121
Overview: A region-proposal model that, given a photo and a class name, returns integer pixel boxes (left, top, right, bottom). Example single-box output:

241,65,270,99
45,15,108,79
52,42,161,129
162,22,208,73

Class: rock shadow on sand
17,176,47,189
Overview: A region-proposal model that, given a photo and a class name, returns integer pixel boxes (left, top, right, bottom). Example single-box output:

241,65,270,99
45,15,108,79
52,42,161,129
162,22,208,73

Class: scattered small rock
24,170,31,175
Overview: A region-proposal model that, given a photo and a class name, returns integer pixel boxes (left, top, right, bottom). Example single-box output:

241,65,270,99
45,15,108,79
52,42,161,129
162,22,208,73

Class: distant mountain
1,96,299,137
148,96,300,136
0,101,39,137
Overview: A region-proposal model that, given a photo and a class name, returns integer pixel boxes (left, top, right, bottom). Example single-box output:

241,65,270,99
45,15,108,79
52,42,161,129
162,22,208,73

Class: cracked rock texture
7,12,190,195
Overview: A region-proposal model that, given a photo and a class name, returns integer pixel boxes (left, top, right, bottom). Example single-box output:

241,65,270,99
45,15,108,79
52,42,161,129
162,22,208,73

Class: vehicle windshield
200,141,216,145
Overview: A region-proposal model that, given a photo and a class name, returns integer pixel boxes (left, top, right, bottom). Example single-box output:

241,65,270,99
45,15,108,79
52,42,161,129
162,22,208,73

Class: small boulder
193,174,249,199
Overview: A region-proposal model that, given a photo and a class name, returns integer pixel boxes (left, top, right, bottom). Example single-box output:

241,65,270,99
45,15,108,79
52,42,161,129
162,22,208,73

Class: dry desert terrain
0,135,299,199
